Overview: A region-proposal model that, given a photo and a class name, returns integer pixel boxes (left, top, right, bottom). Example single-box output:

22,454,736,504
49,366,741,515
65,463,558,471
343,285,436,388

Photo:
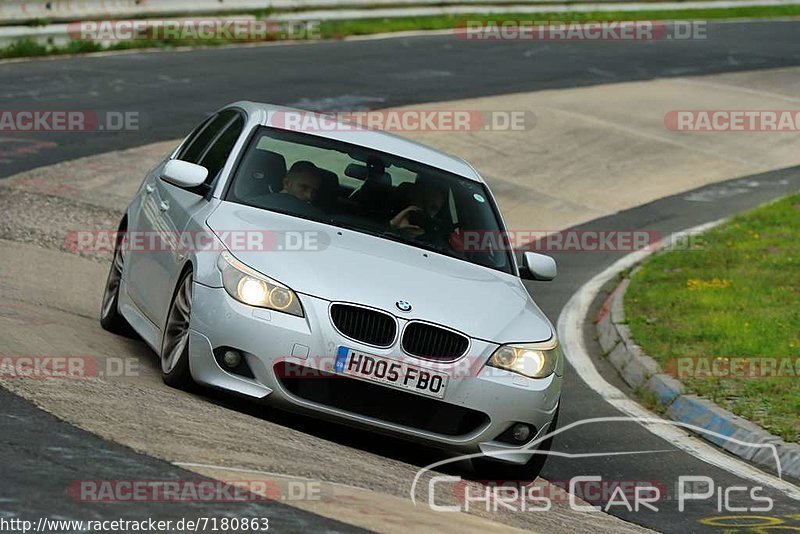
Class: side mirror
521,252,557,281
161,160,208,188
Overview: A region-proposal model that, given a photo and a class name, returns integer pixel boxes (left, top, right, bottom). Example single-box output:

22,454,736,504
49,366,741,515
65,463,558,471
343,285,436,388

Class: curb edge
594,271,800,480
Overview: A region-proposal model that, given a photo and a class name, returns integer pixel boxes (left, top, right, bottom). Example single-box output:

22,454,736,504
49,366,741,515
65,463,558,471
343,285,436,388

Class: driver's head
282,161,321,203
413,175,447,217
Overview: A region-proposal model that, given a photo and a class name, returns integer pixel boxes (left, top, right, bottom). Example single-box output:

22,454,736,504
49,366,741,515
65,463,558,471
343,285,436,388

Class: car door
127,110,244,328
124,113,215,321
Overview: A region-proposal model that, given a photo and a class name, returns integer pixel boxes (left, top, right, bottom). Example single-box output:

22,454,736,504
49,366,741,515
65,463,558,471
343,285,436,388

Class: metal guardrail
1,0,579,24
0,1,259,23
2,0,799,48
3,0,787,25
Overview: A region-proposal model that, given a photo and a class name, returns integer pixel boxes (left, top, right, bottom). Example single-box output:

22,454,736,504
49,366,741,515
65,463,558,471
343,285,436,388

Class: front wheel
160,270,196,390
100,231,133,336
472,406,560,482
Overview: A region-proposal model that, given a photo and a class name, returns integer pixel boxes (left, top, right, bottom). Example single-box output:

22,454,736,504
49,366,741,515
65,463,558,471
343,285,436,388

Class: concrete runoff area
396,66,800,233
2,66,800,531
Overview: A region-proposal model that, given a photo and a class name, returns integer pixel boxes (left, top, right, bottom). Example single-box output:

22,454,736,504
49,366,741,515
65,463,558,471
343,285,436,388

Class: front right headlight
217,251,303,317
487,339,561,379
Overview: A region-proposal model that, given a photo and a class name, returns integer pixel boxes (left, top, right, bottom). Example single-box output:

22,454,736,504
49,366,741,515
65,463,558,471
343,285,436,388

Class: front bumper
189,283,562,463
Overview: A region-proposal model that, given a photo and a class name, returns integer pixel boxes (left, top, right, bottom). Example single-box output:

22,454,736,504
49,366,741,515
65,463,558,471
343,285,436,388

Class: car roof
227,100,485,183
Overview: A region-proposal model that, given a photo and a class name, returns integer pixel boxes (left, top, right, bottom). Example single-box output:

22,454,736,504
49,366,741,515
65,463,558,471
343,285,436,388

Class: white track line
556,219,800,500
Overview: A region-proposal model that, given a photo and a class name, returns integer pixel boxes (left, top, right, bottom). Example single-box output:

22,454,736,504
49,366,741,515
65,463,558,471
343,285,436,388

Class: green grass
0,37,104,59
0,38,50,58
3,5,800,59
0,37,223,59
625,194,800,442
317,6,800,37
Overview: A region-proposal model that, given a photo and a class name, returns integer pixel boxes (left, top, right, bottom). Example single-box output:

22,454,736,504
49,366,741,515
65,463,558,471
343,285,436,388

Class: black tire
160,270,196,390
472,405,560,482
100,228,134,336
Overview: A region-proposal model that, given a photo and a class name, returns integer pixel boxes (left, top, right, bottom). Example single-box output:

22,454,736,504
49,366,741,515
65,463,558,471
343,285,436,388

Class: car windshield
224,126,514,274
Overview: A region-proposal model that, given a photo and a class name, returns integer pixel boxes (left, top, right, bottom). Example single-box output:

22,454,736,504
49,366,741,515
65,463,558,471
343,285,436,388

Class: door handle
159,200,170,212
145,183,155,194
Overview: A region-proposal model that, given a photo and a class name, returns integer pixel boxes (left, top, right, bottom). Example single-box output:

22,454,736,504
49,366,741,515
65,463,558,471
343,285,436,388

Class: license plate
333,346,448,399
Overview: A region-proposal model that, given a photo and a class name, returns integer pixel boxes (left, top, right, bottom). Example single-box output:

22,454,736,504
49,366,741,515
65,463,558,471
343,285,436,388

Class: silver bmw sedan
100,101,563,479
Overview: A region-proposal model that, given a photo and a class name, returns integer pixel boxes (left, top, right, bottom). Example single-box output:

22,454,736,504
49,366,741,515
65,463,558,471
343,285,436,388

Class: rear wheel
100,230,133,336
472,406,560,482
160,270,195,390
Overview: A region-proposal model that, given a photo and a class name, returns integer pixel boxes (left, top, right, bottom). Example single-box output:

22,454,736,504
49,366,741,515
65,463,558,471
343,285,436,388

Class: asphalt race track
0,387,364,533
1,19,800,533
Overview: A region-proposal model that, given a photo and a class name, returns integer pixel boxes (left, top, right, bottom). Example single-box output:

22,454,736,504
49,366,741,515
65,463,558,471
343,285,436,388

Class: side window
198,115,245,185
177,110,238,164
175,115,215,161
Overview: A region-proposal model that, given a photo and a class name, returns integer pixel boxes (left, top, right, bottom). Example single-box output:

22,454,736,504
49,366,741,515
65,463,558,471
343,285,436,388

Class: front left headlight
487,340,561,379
217,251,303,317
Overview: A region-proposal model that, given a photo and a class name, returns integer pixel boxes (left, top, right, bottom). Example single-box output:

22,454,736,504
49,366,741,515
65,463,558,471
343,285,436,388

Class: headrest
317,168,338,189
312,168,339,210
233,150,287,200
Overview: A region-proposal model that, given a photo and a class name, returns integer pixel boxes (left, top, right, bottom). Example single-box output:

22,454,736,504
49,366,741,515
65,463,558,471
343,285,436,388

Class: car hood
207,202,553,343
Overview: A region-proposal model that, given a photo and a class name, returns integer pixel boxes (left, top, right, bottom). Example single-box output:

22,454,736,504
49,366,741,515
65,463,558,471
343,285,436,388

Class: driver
389,179,449,242
280,160,322,203
260,160,325,218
